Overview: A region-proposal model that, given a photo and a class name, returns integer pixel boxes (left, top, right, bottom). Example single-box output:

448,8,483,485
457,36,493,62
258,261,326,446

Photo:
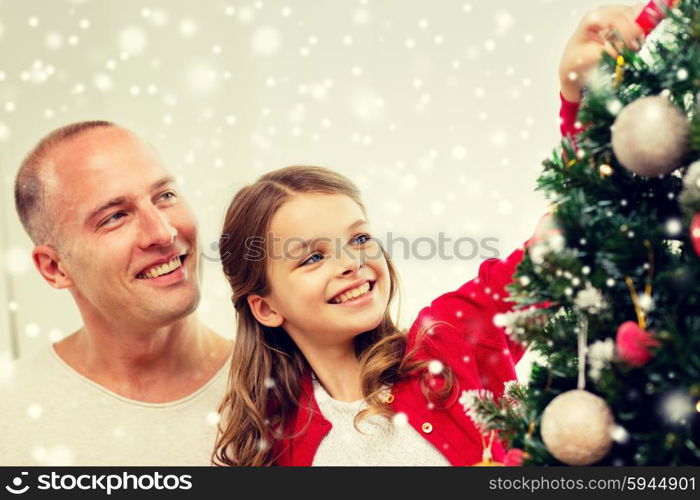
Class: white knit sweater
311,379,450,466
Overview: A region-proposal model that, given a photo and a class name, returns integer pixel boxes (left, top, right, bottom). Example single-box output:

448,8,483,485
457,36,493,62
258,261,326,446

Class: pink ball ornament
540,389,614,465
616,321,660,367
503,448,526,466
691,213,700,257
611,96,689,177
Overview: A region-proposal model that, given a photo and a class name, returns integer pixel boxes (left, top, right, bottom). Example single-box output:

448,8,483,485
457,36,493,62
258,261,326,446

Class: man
0,121,232,465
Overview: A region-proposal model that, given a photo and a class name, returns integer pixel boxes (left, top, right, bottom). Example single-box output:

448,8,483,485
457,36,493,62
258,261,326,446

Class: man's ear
247,294,284,328
32,245,74,289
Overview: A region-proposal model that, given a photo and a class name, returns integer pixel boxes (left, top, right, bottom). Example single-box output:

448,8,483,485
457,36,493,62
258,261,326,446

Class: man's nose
139,206,177,248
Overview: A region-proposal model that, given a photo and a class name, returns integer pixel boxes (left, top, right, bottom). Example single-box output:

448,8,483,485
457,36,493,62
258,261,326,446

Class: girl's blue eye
353,234,371,245
302,252,324,266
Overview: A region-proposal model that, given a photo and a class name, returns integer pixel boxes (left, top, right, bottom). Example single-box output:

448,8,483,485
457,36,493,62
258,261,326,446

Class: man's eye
301,252,324,266
100,212,127,227
160,191,177,201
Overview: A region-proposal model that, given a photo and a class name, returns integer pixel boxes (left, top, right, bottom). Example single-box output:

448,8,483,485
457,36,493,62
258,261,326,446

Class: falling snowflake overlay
1,2,583,359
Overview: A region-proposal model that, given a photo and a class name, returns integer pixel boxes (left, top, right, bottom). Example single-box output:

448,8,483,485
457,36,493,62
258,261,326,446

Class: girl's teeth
333,282,371,303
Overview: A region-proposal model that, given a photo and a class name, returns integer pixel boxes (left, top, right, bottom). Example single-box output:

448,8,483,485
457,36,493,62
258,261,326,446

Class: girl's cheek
368,246,389,267
296,273,325,296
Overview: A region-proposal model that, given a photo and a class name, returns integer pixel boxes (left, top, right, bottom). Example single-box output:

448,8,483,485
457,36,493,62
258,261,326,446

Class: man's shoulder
0,345,64,464
0,345,69,422
1,345,58,391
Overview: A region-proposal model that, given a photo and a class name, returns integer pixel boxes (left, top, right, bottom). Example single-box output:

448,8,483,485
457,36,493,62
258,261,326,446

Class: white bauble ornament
611,95,689,177
679,161,700,214
540,389,614,465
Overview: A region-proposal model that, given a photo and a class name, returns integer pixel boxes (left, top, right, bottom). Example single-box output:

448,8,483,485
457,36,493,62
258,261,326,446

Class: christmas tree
467,0,700,466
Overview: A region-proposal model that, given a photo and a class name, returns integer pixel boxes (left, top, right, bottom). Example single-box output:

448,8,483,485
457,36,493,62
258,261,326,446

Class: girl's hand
531,212,560,246
559,3,646,103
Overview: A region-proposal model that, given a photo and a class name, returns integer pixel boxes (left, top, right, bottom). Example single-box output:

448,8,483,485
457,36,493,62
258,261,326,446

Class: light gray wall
0,0,606,361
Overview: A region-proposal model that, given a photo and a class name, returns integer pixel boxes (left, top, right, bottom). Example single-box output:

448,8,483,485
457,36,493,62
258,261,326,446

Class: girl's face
249,193,391,352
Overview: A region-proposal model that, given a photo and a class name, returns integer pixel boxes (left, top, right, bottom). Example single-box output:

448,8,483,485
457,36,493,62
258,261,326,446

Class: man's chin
139,290,201,326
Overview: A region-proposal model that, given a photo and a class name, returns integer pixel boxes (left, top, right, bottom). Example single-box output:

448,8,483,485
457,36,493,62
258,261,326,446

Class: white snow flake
428,360,444,375
118,26,148,55
206,411,221,426
252,26,281,55
27,403,43,419
179,19,199,38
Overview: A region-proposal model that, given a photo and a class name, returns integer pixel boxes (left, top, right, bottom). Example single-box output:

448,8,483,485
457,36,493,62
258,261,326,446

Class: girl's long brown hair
213,166,453,466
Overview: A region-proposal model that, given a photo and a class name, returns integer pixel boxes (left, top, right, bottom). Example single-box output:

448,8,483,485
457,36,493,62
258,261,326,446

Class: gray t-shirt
0,345,229,466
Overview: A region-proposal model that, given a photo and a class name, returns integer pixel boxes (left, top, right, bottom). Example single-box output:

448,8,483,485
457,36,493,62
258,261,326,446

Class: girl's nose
340,251,365,276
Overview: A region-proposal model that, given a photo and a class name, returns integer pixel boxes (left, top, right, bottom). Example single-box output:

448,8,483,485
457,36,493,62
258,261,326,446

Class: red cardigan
273,98,581,466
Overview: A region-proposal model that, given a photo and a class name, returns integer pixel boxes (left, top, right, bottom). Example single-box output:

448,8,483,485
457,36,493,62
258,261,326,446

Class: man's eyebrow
86,177,176,225
86,197,127,225
151,176,175,191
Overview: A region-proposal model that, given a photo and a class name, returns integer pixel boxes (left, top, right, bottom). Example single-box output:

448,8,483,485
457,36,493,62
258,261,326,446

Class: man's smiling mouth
136,255,186,279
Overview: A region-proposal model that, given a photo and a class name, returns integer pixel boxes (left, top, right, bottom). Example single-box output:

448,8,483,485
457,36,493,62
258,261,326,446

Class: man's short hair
15,120,115,246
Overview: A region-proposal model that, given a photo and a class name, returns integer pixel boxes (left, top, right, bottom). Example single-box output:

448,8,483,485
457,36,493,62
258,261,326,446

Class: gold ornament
623,240,655,330
614,55,625,88
599,164,614,178
473,430,504,466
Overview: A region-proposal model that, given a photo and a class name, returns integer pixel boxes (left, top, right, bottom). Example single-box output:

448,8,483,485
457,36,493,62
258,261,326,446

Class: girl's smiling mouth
328,280,375,304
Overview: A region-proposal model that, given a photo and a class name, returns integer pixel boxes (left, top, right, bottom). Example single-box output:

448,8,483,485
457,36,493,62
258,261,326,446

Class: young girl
213,4,648,466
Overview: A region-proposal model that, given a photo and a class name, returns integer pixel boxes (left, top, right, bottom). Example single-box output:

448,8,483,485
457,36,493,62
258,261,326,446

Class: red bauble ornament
691,213,700,257
503,448,526,466
616,321,660,367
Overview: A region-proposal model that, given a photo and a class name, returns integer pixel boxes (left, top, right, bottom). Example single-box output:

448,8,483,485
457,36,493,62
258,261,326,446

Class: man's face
45,127,200,328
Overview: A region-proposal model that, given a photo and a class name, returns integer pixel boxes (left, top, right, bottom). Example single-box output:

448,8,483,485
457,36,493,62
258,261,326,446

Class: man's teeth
333,282,371,304
138,256,182,279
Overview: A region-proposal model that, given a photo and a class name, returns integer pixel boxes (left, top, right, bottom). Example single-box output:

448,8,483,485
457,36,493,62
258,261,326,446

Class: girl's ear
247,294,284,328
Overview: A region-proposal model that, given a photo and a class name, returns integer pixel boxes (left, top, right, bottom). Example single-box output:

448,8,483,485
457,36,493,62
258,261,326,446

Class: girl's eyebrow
287,237,323,257
348,219,368,231
285,219,369,259
289,219,367,252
